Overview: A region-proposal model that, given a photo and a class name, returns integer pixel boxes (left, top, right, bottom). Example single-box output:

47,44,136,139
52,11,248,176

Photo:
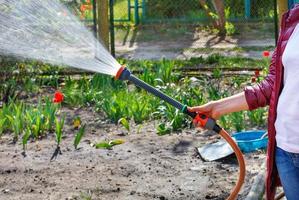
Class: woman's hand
188,92,249,127
188,101,222,120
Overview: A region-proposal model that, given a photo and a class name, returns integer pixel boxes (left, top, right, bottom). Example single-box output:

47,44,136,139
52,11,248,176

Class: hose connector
115,66,131,81
193,114,222,133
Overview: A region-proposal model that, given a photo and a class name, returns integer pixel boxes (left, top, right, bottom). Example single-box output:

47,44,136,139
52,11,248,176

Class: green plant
157,123,171,136
207,86,221,100
102,92,129,123
95,139,125,149
230,112,245,132
55,116,65,147
130,98,149,124
247,109,266,127
147,0,199,18
51,116,65,160
6,102,25,143
137,124,143,134
25,108,46,139
0,103,12,131
118,118,130,132
219,115,230,130
0,118,6,136
169,110,186,131
157,58,177,83
43,98,57,131
22,127,31,156
74,124,86,150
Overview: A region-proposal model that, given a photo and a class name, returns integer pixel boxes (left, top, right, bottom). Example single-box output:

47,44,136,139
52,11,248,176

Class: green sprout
51,116,65,161
6,102,24,143
22,127,31,157
95,139,125,150
44,98,57,131
74,124,86,150
118,117,130,132
157,123,171,136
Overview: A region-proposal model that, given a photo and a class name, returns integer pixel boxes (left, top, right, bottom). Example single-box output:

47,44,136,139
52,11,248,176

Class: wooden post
97,0,109,49
278,0,288,23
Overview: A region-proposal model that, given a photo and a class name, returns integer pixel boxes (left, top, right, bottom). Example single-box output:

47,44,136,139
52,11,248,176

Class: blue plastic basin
232,130,268,153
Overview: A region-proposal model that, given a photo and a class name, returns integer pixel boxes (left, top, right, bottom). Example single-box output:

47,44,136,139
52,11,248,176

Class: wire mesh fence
113,0,276,24
111,0,278,60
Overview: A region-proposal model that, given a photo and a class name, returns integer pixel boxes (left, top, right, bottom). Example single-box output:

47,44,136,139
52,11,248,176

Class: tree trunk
97,0,109,49
199,0,226,35
199,0,217,28
212,0,226,35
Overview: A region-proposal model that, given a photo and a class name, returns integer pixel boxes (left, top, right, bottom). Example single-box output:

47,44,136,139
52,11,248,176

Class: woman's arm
190,48,278,120
189,92,249,119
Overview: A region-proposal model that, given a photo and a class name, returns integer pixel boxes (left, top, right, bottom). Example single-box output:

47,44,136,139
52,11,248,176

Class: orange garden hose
219,128,246,200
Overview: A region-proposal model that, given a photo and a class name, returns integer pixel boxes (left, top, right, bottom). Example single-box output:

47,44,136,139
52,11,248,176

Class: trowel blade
198,139,234,162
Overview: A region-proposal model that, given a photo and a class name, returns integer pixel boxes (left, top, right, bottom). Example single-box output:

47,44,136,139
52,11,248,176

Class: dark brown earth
0,107,266,200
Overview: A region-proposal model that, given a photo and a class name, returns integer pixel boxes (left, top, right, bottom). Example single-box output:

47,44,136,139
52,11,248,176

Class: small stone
159,196,166,200
3,189,10,193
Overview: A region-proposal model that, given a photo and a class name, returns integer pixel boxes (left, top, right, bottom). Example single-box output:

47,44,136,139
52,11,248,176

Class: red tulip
254,69,260,77
263,51,270,57
251,77,256,83
53,91,64,103
80,4,86,12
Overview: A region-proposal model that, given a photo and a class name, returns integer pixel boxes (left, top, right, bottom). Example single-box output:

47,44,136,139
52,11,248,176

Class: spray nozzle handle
184,108,219,132
193,114,213,129
190,112,221,133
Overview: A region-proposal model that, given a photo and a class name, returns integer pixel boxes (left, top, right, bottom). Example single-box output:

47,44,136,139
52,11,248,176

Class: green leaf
95,142,113,149
157,123,171,136
55,116,65,146
118,117,130,132
137,124,143,134
95,139,125,149
22,127,31,151
109,139,125,146
74,124,86,150
0,118,6,136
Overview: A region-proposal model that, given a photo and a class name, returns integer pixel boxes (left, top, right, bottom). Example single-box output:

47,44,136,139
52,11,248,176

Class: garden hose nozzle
115,66,245,200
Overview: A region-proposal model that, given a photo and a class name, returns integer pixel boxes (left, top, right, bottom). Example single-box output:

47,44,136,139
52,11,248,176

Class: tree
199,0,226,35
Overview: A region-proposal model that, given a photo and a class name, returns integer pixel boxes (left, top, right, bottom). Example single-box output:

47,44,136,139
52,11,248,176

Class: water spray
116,66,245,200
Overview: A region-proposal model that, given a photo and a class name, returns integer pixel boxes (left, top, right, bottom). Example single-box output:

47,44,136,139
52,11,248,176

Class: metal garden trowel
198,139,235,161
198,131,268,161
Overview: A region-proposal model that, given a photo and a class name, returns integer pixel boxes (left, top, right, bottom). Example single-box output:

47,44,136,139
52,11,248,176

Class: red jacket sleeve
244,49,277,110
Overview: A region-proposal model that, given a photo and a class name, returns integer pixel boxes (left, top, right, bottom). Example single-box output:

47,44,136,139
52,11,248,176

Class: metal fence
113,0,277,25
63,0,299,60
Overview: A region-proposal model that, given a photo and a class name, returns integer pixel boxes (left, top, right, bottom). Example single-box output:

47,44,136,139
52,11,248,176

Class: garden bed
0,106,266,200
0,56,271,199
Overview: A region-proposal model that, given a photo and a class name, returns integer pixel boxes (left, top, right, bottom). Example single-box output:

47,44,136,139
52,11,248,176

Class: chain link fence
59,0,279,60
112,0,278,60
113,0,275,24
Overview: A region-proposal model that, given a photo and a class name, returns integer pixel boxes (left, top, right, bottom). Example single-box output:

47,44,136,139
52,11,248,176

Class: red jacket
244,4,299,200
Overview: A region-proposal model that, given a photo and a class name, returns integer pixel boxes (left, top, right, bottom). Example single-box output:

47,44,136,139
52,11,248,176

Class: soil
0,107,266,200
115,25,275,60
